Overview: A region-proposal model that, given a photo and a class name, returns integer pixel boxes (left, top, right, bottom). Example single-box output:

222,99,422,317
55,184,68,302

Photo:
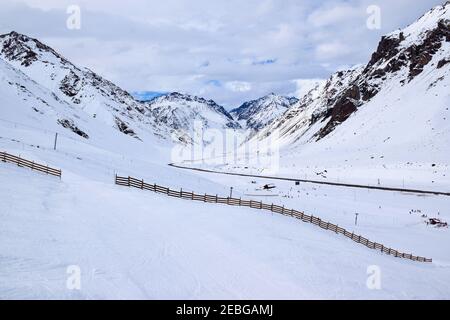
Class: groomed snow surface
1,123,450,299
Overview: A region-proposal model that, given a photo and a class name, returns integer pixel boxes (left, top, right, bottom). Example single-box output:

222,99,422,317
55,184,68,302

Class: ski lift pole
53,132,58,150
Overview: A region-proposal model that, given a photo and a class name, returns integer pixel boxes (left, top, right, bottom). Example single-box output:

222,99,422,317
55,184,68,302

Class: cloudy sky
0,0,444,108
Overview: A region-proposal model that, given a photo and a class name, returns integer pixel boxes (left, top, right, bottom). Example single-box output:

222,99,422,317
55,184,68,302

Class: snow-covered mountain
195,2,450,190
0,31,170,142
146,92,241,144
230,93,298,130
254,2,450,149
0,31,239,145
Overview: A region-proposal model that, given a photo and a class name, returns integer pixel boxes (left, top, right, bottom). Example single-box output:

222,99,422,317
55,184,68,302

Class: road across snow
168,162,450,197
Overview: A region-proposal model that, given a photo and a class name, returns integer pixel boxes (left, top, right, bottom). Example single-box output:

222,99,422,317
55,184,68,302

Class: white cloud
225,81,252,93
315,42,353,60
0,0,445,107
308,4,361,27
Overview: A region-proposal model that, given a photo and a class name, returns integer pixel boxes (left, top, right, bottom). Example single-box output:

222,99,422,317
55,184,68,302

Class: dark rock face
437,58,450,68
59,71,81,98
364,33,407,79
57,119,89,139
0,31,67,67
310,16,449,141
114,117,140,139
367,33,405,69
317,85,360,139
359,83,379,101
0,32,38,67
408,20,450,80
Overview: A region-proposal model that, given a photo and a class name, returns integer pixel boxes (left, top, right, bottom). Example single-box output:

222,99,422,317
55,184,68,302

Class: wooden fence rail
1,151,62,178
115,175,432,263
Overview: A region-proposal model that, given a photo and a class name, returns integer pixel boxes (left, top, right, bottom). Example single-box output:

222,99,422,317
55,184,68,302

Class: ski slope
1,122,450,299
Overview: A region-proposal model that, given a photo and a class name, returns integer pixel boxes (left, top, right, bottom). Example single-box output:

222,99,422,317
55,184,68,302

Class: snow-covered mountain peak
145,92,241,144
365,2,449,82
1,32,221,145
151,92,235,122
230,94,299,130
0,31,70,68
388,1,449,48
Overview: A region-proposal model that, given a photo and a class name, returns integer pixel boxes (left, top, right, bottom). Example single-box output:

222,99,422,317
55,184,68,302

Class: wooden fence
115,175,432,263
1,151,62,178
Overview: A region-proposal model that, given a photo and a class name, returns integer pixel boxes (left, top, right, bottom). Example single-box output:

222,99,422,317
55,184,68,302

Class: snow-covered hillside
0,32,239,145
1,122,450,299
255,3,449,145
230,93,298,131
209,2,450,190
0,32,170,142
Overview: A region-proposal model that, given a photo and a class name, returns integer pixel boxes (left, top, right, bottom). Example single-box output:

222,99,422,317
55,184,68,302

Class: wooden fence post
108,174,431,264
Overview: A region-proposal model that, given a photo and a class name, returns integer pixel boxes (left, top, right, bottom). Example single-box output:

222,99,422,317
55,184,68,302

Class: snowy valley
1,1,450,300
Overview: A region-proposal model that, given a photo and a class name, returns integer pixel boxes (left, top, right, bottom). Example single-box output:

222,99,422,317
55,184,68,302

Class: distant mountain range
0,32,250,145
230,93,298,131
0,2,448,155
